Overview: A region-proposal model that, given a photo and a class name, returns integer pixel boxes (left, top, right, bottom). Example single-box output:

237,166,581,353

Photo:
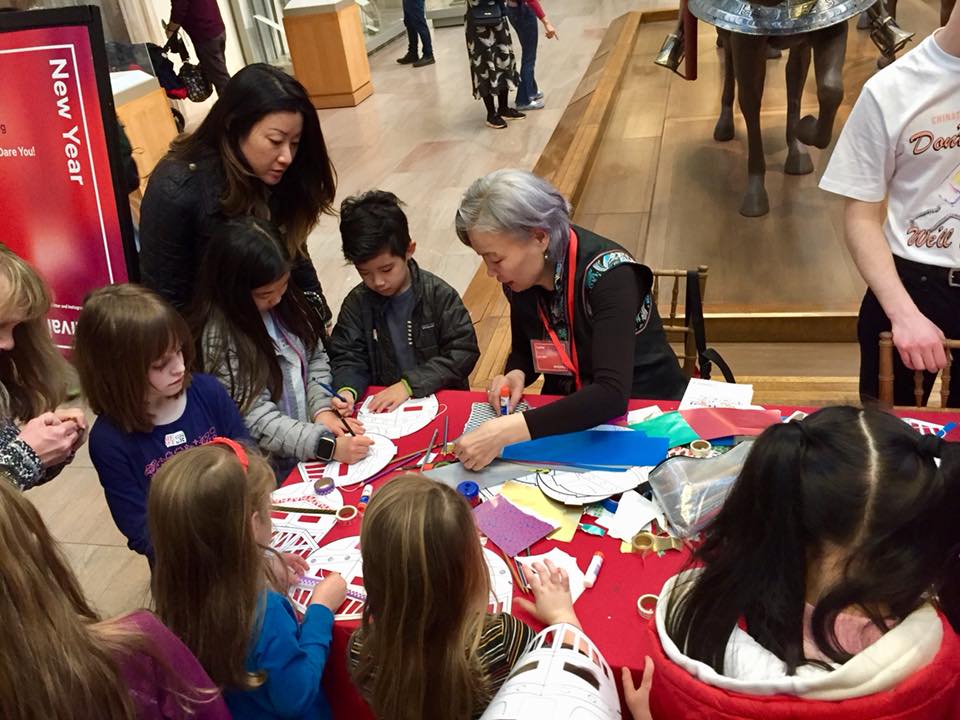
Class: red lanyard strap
536,228,581,390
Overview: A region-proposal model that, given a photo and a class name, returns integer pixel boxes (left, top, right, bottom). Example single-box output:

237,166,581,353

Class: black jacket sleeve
522,265,638,438
403,281,480,396
329,287,372,399
138,158,200,311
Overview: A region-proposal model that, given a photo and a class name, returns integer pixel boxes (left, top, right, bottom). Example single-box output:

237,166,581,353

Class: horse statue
657,0,905,217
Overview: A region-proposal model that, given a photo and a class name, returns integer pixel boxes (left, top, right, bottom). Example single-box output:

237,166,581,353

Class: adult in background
0,245,85,491
139,64,336,328
505,0,557,111
820,2,960,406
396,0,435,67
465,0,525,129
453,170,687,470
165,0,231,96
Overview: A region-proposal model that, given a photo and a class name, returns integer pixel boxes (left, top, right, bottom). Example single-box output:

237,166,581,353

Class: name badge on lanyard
532,229,582,390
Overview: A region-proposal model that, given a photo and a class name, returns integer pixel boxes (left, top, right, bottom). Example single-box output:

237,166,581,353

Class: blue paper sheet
501,429,669,469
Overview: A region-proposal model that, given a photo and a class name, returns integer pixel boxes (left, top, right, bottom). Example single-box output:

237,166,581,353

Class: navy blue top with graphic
89,373,249,560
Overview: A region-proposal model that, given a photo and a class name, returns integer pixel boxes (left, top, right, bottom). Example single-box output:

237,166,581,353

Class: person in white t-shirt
820,3,960,406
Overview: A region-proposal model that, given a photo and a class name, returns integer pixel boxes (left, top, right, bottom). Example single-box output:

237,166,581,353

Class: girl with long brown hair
139,63,336,326
0,244,85,490
350,473,581,720
0,472,229,720
74,284,249,563
149,440,347,720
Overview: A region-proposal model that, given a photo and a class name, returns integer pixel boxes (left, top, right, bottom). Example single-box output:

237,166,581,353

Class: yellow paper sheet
500,480,581,543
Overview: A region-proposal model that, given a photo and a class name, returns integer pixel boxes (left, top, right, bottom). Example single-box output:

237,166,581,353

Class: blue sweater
89,373,249,559
226,591,335,720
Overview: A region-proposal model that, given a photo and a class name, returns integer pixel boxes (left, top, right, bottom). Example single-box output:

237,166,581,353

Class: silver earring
543,250,550,261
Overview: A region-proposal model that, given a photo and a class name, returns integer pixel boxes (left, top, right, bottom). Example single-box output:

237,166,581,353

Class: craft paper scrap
516,548,587,603
629,411,699,448
356,394,439,439
679,407,782,440
499,479,581,543
590,424,633,432
502,430,669,469
679,378,754,410
463,400,531,434
626,405,663,425
533,466,651,506
322,433,397,487
473,495,558,557
597,490,666,542
902,417,946,436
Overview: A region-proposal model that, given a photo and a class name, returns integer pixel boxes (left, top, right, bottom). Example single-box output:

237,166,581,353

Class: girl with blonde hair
0,472,229,720
0,244,85,490
350,473,581,720
149,440,347,719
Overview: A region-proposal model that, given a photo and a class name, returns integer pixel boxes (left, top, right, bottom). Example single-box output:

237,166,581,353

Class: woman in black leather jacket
138,63,336,324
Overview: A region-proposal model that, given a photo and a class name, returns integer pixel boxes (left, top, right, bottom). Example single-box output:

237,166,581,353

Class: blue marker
318,382,349,404
499,386,510,416
937,422,957,438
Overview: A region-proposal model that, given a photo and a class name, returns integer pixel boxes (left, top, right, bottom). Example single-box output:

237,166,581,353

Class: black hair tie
918,433,944,459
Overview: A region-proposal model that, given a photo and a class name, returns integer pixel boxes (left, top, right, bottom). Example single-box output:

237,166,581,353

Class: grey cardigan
202,317,336,462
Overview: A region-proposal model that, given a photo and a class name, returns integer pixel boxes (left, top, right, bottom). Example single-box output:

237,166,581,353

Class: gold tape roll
690,439,712,457
631,531,683,554
637,593,659,619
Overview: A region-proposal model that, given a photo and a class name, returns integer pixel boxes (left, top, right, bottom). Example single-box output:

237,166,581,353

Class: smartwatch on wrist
316,435,336,461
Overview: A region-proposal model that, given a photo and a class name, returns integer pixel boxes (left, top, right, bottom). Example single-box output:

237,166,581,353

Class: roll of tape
314,477,335,495
690,439,712,458
637,594,658,619
632,531,683,554
336,505,359,524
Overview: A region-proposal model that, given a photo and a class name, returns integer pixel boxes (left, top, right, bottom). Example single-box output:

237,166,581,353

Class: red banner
0,18,131,350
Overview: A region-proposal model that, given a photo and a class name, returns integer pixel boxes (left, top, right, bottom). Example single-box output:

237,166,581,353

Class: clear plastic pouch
648,439,754,538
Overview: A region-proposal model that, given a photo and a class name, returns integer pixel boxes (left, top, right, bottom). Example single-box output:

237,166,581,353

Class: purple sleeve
121,611,231,720
169,0,191,26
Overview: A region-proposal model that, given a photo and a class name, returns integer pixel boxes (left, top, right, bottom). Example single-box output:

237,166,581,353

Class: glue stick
357,484,374,513
499,386,510,416
584,551,604,589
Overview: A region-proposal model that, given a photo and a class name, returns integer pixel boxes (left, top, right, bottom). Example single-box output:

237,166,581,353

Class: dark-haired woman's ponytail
669,420,813,674
916,433,944,460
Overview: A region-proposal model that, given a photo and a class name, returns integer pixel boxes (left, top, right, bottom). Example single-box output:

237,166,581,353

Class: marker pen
357,484,374,512
583,551,604,588
499,386,510,416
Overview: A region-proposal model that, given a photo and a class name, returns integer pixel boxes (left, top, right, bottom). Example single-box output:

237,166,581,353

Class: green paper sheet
629,411,699,448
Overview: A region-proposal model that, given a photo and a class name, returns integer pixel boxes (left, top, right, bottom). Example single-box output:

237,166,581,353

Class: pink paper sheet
679,407,782,440
473,495,556,558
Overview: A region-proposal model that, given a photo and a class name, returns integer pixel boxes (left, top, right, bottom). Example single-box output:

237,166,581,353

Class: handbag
178,61,213,102
469,0,504,25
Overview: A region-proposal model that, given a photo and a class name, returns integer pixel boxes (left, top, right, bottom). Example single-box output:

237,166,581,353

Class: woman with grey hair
453,169,686,470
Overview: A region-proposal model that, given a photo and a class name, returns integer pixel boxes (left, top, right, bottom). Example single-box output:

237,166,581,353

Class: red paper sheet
679,407,782,440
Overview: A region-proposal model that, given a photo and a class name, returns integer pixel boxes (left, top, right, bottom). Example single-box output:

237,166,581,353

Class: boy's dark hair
666,405,960,675
339,190,411,264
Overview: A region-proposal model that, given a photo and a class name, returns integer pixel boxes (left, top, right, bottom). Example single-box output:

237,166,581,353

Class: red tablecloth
283,390,959,719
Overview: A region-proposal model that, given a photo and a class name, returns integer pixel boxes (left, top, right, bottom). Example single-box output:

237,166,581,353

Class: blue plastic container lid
456,481,480,500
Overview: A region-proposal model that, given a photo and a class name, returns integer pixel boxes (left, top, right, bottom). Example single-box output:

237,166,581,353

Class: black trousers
858,255,960,407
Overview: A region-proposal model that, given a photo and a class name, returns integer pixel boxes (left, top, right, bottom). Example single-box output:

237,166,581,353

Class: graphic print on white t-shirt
819,33,960,268
907,161,960,249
